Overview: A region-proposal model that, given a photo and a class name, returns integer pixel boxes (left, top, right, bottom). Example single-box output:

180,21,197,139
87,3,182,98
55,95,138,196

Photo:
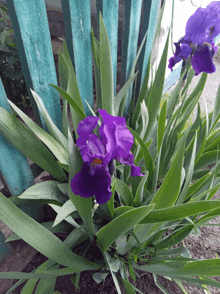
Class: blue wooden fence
0,0,167,258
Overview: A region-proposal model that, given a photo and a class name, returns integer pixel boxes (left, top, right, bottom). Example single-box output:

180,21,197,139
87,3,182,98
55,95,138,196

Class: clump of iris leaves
1,4,220,294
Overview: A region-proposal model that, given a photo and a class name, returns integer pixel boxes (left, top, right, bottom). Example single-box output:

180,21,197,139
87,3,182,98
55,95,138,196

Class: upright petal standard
168,1,220,75
71,109,145,204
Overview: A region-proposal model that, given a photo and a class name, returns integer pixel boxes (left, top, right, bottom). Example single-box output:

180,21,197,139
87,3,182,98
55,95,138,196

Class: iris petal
71,162,112,204
131,165,145,177
191,44,216,75
168,1,220,76
99,109,134,160
168,42,192,71
178,43,192,59
185,7,209,45
98,109,143,177
168,56,181,71
71,109,145,204
185,2,220,45
76,116,100,148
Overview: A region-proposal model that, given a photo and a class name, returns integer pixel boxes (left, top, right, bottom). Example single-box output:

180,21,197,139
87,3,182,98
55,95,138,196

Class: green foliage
0,4,29,108
2,11,220,294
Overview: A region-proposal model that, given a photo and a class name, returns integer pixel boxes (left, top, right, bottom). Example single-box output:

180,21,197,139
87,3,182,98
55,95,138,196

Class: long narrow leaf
0,192,100,271
114,72,139,116
139,200,220,224
53,199,77,227
61,40,85,140
30,89,68,150
176,132,197,205
144,30,170,142
173,259,220,277
18,181,68,205
99,12,114,115
204,129,220,152
50,84,86,120
103,253,122,294
195,150,220,171
5,221,72,243
180,72,208,117
5,228,88,294
150,134,186,209
0,106,67,182
134,171,149,207
96,205,154,252
127,127,154,176
209,85,220,133
8,100,69,166
111,177,134,206
157,100,167,152
91,28,102,110
58,49,71,138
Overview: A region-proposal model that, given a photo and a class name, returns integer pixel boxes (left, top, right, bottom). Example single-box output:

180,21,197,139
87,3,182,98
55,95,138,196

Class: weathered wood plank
6,0,62,131
61,0,93,116
0,78,35,260
120,0,142,116
0,78,34,197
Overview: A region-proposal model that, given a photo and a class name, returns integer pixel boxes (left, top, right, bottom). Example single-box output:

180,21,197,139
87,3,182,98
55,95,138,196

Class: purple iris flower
168,1,220,75
71,109,145,204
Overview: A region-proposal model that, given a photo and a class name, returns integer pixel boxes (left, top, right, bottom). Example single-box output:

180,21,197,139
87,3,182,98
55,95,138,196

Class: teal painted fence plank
138,0,161,91
6,0,62,131
59,1,75,66
120,0,143,116
0,233,12,261
0,78,42,219
61,0,93,116
0,78,35,259
96,0,119,95
0,78,34,196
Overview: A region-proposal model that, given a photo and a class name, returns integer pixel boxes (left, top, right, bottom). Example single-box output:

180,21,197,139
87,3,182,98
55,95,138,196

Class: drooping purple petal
131,165,145,177
115,151,145,177
191,44,216,75
168,56,181,71
71,162,112,204
168,42,192,71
